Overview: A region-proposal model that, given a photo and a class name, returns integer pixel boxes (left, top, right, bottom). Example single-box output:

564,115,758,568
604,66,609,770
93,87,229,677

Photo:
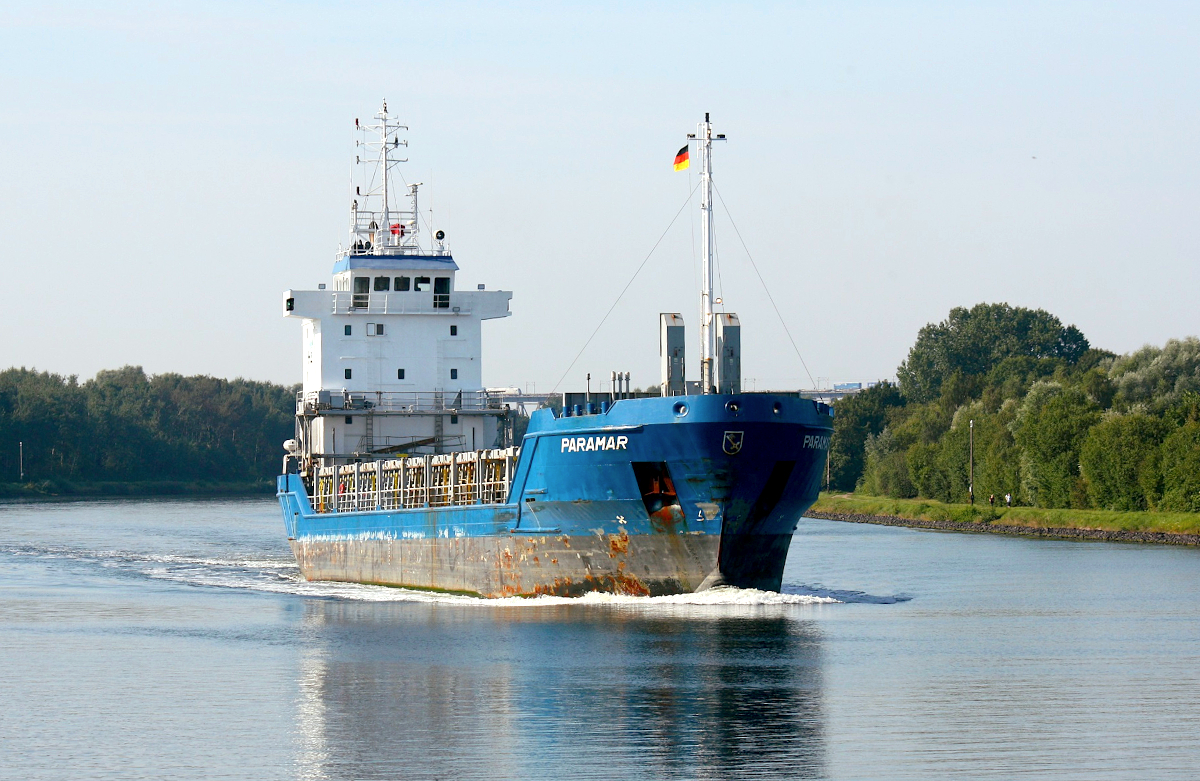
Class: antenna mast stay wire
713,182,817,390
550,182,702,395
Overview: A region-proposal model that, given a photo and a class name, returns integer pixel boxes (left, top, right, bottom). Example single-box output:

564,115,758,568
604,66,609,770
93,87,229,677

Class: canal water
1,498,1197,780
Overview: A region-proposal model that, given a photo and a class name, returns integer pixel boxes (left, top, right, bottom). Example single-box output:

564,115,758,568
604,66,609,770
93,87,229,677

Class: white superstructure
284,103,512,464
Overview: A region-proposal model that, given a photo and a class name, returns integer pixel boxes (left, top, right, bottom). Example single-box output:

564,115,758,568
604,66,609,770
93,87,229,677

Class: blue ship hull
277,393,833,596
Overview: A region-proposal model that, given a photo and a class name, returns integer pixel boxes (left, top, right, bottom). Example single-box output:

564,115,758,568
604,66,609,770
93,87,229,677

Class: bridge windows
395,276,411,291
434,277,450,308
373,276,390,291
414,276,431,292
352,277,369,308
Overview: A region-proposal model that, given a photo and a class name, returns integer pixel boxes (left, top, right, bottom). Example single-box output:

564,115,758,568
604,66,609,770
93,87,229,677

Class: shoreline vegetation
819,302,1200,547
828,303,1200,532
810,493,1200,545
0,479,276,501
1,366,296,498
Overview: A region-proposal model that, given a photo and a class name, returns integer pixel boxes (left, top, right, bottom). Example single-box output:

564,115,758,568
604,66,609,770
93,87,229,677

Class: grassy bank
811,493,1200,537
0,479,276,501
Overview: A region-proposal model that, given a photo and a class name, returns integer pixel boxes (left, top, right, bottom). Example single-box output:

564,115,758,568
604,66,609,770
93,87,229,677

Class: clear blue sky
3,1,1197,391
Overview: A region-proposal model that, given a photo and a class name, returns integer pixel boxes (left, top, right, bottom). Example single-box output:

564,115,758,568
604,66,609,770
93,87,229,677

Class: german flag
673,145,690,172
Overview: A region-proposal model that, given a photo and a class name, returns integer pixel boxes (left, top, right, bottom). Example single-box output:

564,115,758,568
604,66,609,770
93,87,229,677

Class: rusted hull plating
290,531,719,597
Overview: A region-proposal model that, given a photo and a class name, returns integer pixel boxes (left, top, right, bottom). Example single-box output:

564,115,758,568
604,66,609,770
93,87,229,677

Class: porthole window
397,369,405,380
450,325,458,336
345,368,352,380
344,325,352,336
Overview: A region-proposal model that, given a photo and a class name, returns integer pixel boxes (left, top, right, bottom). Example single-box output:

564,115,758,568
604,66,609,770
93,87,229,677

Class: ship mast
379,101,391,244
690,113,725,394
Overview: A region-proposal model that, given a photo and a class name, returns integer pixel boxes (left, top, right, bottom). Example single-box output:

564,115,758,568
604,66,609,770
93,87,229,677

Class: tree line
829,303,1200,512
0,366,296,489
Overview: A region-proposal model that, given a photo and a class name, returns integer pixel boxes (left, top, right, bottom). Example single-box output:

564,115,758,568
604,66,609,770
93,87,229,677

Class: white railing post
400,458,408,508
475,451,482,505
423,455,431,508
353,461,361,511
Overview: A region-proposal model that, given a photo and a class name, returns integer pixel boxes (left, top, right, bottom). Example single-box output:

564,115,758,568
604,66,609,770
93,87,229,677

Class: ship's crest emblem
723,431,744,455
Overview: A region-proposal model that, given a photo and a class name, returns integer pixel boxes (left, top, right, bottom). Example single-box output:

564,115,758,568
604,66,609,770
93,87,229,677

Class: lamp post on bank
968,420,974,506
19,441,24,482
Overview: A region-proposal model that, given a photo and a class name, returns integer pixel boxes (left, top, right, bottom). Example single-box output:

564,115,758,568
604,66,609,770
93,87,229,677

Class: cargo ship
276,104,833,597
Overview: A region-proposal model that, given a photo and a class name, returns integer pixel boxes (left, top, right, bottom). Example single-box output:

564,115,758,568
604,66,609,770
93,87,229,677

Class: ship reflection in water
292,600,825,780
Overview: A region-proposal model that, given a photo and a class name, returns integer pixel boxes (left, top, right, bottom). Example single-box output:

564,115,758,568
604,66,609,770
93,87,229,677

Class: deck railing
328,291,469,315
297,389,501,414
310,447,518,513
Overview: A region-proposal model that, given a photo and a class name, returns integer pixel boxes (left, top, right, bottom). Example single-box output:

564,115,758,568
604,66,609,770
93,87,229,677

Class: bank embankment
809,494,1200,546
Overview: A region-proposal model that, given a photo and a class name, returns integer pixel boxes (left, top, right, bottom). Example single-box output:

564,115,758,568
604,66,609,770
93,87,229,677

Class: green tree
1078,366,1117,408
897,303,1089,403
1159,422,1200,512
946,400,1026,505
985,356,1065,401
1165,391,1200,427
859,428,915,497
827,382,905,491
1011,382,1101,508
1110,338,1200,412
906,441,947,501
1079,413,1169,511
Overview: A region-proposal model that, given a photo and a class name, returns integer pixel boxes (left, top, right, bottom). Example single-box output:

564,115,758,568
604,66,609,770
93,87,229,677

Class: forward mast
688,113,725,394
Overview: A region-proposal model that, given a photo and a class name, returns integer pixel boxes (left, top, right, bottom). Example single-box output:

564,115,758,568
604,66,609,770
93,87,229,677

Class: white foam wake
6,541,839,608
146,564,839,608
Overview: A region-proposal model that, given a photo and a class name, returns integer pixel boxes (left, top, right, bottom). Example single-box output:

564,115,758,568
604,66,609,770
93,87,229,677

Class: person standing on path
1005,493,1012,507
989,494,995,508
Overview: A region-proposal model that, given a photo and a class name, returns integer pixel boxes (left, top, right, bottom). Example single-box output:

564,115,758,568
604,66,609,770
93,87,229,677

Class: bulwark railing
328,292,470,315
310,447,519,513
298,390,501,415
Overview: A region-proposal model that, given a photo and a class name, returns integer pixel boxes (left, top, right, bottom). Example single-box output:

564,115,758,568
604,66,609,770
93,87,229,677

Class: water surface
1,498,1197,780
